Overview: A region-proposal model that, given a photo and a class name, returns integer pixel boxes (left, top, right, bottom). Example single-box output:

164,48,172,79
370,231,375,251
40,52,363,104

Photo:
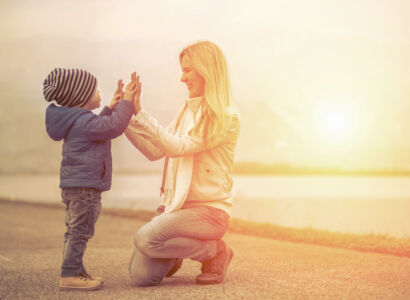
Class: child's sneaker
80,272,104,284
59,275,102,291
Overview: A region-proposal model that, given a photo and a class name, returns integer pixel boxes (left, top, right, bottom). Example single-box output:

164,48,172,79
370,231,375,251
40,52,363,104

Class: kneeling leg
128,249,173,286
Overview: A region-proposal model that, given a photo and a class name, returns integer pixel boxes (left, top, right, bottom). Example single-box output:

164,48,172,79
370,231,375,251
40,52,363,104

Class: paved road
0,201,409,300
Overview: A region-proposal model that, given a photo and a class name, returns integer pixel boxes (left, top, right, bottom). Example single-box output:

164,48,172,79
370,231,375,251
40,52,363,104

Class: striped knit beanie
43,68,97,107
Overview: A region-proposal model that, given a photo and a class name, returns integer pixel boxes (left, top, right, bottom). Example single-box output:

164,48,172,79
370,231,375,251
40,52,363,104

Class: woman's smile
180,56,205,98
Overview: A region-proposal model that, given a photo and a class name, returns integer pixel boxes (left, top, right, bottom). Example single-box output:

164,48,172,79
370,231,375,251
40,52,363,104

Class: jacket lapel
163,103,202,214
187,103,203,134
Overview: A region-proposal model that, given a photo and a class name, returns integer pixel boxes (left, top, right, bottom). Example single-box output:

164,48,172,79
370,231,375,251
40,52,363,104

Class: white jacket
125,102,240,215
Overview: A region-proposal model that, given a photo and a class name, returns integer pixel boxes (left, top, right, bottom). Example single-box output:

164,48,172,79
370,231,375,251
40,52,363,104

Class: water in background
1,175,409,237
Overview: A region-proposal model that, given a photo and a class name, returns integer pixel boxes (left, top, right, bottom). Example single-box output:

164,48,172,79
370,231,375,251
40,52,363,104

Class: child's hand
115,79,124,96
109,80,124,110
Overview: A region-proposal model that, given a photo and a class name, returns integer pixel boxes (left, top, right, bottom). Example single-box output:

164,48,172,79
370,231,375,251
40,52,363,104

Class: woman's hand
123,72,142,115
124,72,138,103
109,79,124,110
132,74,142,115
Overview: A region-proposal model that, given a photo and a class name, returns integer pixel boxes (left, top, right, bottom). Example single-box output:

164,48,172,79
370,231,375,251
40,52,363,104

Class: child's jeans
61,187,102,277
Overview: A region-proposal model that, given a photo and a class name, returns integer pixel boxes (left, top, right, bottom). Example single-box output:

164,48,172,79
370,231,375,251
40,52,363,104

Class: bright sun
315,102,356,143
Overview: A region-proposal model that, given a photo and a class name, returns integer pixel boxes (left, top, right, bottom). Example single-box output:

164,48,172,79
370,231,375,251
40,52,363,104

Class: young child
43,68,138,291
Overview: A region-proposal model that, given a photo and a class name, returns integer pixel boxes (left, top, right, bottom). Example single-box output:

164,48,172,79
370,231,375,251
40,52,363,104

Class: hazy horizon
2,0,410,173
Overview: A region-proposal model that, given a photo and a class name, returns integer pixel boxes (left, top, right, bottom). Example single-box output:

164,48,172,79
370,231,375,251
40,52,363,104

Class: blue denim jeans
61,187,102,277
129,205,230,286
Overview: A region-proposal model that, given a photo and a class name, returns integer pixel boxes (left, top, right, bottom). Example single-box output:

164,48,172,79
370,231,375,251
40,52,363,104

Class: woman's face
180,55,205,98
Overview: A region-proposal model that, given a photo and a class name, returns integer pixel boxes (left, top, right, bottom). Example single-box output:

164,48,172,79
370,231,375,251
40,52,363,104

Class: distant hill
2,36,410,174
233,162,410,176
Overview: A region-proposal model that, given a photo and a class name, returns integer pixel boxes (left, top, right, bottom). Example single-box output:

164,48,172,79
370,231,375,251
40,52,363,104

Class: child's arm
80,77,138,140
99,106,113,117
81,101,134,140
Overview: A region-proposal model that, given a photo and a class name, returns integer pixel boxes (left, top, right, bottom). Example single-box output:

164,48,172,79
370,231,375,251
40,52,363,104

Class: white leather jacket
125,104,240,215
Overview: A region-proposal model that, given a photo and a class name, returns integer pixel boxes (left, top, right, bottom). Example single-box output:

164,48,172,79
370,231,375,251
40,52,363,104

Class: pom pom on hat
43,68,97,107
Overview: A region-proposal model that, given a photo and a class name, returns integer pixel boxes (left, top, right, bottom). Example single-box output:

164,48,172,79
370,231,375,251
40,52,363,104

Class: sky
1,0,410,172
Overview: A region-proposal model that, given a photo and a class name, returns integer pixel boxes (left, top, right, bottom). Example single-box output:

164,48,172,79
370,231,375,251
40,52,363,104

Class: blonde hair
179,41,235,145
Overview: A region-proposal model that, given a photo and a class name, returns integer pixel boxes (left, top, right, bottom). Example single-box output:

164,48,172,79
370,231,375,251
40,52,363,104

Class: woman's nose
180,74,186,82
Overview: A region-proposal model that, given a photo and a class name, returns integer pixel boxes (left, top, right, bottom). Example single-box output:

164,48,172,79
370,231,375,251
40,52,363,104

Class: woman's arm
131,109,240,158
125,98,188,160
124,122,165,161
125,74,240,158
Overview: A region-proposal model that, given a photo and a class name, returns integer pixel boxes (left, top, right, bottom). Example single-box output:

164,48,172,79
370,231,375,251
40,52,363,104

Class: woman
125,41,240,286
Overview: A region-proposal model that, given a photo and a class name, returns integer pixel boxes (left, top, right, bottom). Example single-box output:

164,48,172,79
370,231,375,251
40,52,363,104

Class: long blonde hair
179,41,235,145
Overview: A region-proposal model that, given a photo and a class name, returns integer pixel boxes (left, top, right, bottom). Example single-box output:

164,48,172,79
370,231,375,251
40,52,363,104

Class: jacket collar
186,97,203,113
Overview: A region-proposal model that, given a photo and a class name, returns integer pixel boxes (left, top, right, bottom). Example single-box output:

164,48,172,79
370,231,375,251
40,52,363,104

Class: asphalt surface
0,201,409,300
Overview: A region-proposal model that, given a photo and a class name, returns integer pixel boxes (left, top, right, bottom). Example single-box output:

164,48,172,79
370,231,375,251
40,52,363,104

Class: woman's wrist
123,93,133,102
134,106,141,115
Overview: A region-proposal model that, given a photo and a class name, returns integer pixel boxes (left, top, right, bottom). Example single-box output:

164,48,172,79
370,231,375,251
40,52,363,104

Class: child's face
86,90,101,110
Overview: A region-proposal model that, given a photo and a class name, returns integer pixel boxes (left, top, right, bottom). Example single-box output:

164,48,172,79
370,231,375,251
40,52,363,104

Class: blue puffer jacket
46,100,133,191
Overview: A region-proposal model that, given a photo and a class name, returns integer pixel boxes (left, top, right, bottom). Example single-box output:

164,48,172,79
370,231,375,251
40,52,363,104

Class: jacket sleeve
131,109,240,158
99,106,112,116
124,122,165,161
80,100,134,141
124,104,186,160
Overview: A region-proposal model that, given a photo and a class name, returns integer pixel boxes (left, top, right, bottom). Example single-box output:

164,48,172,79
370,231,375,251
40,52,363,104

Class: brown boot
59,275,102,291
196,240,233,285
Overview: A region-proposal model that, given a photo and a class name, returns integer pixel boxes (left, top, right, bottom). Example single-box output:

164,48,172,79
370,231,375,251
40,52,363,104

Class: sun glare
324,111,349,136
315,101,357,144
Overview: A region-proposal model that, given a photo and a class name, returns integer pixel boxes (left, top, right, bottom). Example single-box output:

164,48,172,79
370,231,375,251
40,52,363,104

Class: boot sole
59,283,102,291
196,247,234,285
